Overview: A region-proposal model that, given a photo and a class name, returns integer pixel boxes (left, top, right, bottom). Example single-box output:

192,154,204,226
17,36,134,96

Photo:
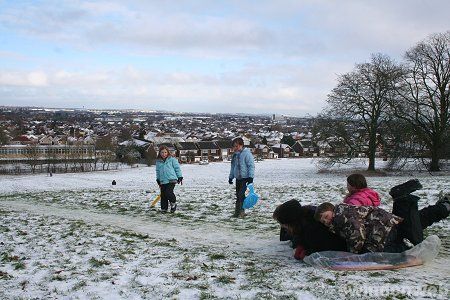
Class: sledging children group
155,138,450,259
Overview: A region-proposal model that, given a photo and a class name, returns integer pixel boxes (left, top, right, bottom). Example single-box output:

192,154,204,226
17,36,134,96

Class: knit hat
273,199,302,224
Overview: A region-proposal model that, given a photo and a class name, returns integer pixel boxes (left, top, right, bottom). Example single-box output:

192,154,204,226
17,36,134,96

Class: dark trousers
386,195,449,252
419,203,449,229
160,183,176,210
235,178,251,215
392,194,423,245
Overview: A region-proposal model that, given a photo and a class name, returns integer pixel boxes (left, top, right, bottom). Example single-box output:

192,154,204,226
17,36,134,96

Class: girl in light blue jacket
156,146,183,213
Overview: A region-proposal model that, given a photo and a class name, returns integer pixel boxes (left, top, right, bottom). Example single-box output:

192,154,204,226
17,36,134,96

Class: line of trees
316,31,450,172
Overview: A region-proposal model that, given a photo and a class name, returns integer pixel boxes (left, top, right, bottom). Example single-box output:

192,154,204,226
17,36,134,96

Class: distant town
0,106,359,174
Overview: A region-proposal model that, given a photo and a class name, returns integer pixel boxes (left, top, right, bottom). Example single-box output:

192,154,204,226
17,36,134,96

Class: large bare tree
392,31,450,171
325,53,402,171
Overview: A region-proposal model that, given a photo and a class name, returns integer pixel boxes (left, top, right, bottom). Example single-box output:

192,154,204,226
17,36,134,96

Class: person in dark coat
274,179,449,259
274,201,347,259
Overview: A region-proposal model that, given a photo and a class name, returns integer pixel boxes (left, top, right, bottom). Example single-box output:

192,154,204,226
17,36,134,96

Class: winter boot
238,211,247,218
233,199,244,217
389,179,423,199
437,191,450,212
170,202,177,213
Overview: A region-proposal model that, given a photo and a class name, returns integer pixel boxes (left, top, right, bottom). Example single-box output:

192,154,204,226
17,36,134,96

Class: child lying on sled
314,189,450,254
275,179,449,259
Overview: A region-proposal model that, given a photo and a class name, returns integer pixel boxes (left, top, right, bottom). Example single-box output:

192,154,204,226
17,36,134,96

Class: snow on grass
0,158,449,299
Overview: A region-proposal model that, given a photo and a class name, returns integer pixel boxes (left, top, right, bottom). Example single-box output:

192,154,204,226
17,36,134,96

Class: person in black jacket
274,181,449,260
274,200,347,259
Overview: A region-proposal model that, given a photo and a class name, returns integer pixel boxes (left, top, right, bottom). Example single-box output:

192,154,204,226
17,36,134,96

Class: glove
294,245,307,260
228,178,233,184
247,177,253,184
177,177,183,185
156,179,161,186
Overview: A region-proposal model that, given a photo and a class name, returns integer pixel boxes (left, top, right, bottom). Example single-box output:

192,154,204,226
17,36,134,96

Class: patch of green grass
1,252,20,263
123,238,135,245
388,278,401,284
152,239,177,247
385,292,409,300
115,247,135,260
88,257,111,268
176,213,193,220
199,291,216,300
194,283,209,290
0,225,10,233
201,262,214,271
324,278,336,286
254,291,297,299
209,253,226,260
52,274,66,281
216,274,235,284
13,261,26,270
72,280,87,290
368,272,384,277
0,270,12,279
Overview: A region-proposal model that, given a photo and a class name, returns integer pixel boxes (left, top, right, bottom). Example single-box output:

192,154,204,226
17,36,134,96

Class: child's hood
344,188,381,206
359,188,381,206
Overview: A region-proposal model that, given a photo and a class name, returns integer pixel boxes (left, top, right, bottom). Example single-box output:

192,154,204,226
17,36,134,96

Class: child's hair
232,137,244,146
157,145,172,159
314,202,335,221
273,200,306,235
273,199,302,224
347,173,367,189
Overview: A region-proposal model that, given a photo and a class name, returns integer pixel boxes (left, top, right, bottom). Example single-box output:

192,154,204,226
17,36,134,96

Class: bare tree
95,135,118,170
45,146,59,174
23,144,40,173
325,53,402,171
0,126,9,145
313,117,367,167
379,118,423,170
392,31,450,171
145,145,158,166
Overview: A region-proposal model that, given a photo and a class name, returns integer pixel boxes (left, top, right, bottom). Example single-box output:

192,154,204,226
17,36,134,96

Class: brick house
177,142,199,163
271,143,293,158
292,140,319,157
196,141,220,161
215,140,233,161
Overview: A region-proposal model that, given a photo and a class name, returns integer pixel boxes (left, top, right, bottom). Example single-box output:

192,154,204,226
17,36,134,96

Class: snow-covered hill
1,159,449,299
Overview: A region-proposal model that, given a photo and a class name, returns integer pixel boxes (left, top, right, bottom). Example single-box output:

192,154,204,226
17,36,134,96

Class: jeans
235,178,251,215
160,182,176,210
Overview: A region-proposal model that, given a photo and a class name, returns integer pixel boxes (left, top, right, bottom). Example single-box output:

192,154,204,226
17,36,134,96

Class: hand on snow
177,177,183,185
228,178,233,185
294,245,307,260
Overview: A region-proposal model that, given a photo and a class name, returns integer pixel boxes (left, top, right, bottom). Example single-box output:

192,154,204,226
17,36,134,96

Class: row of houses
0,137,321,165
124,138,320,163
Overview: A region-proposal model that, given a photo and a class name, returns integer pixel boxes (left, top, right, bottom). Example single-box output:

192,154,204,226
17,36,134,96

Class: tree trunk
367,127,377,171
429,147,441,171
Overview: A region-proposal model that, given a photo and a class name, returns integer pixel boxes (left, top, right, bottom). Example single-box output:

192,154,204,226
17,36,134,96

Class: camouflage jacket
329,204,403,253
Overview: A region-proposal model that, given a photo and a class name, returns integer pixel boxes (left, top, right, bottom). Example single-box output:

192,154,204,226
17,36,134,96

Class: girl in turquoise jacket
156,146,183,213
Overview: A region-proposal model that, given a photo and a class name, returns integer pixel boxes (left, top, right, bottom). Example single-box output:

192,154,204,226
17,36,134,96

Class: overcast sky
0,0,449,116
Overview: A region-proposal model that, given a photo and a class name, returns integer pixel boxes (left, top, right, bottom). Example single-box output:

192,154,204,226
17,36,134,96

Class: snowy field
0,159,449,299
